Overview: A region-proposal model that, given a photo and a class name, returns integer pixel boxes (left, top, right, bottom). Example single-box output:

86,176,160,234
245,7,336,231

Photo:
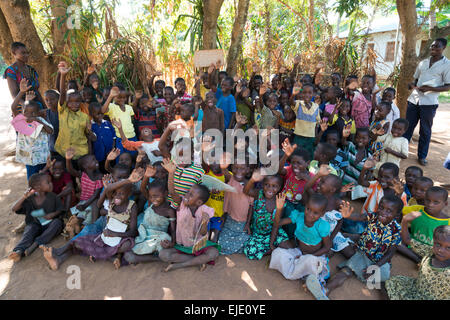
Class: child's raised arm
101,86,120,114
111,118,127,142
105,148,120,173
162,158,180,204
279,138,297,176
270,193,287,251
304,165,331,199
339,200,366,222
400,211,422,246
131,90,143,115
243,169,264,199
11,79,31,116
58,62,71,106
65,148,81,178
220,152,232,183
358,158,376,188
207,63,218,93
315,119,328,146
12,188,36,213
140,165,156,199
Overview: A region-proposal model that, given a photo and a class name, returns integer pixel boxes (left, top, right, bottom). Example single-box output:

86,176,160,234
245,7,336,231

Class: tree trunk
396,0,418,117
202,0,224,50
49,0,69,59
0,8,14,64
264,0,271,78
0,0,56,92
308,0,315,51
226,0,250,77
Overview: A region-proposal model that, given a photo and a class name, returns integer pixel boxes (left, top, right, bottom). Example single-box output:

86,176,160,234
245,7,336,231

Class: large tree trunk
226,0,250,77
0,0,56,93
264,0,271,78
202,0,224,50
396,0,418,117
308,0,315,51
0,8,14,64
49,0,69,59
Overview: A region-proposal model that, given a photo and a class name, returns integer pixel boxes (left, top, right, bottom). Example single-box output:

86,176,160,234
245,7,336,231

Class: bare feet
40,245,59,270
163,263,174,272
89,256,96,263
199,263,207,272
8,251,22,262
24,242,39,256
12,221,26,234
113,257,121,269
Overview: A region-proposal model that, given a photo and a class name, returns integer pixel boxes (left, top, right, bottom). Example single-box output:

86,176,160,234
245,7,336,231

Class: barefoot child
9,173,63,261
242,170,291,260
269,193,331,300
158,158,219,271
398,187,449,263
41,172,141,270
326,195,404,297
385,225,450,300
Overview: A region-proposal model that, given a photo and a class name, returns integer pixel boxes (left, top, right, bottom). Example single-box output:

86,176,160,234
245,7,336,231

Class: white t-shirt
408,56,450,106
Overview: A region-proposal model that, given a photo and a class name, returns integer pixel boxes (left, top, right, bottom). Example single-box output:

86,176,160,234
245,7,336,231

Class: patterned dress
243,190,289,260
386,255,450,300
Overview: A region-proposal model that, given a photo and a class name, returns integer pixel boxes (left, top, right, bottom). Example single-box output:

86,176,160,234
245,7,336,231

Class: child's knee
206,247,219,260
158,249,171,262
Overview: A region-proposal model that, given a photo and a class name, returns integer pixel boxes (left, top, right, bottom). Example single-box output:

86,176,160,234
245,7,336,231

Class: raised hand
46,155,56,170
87,64,96,75
236,112,248,125
144,165,156,178
276,192,286,210
319,119,328,132
162,158,177,173
281,138,297,157
111,118,122,129
106,148,120,161
129,167,145,183
314,95,322,105
220,152,232,170
363,158,376,169
251,169,265,182
389,177,404,196
235,82,243,94
136,149,145,164
19,78,32,93
318,164,332,177
58,61,71,75
340,182,355,193
292,82,301,96
208,63,215,75
25,91,36,101
259,83,269,96
102,174,113,187
23,187,35,198
339,201,354,219
403,211,422,223
65,147,76,160
109,86,120,99
342,123,352,138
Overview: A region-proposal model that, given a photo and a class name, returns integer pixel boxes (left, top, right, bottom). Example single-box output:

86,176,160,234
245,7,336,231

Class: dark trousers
14,219,63,253
403,101,438,160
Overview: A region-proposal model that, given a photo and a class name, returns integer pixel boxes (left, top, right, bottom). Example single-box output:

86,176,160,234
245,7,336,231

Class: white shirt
408,56,450,106
375,96,400,133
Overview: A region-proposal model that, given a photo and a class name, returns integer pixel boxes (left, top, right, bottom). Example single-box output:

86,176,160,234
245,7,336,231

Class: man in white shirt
404,38,450,166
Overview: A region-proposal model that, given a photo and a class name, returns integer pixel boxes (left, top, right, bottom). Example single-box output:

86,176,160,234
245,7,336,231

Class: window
385,41,395,62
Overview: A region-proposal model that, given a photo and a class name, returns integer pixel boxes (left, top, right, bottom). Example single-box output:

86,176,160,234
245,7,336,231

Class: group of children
6,41,449,300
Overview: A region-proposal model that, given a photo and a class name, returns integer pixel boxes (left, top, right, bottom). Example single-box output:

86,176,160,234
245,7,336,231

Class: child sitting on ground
9,173,64,261
64,148,102,237
408,176,433,206
398,186,449,263
158,158,219,272
269,193,331,300
404,166,423,202
341,127,372,185
309,142,342,178
385,225,450,300
41,170,142,270
325,195,404,298
242,169,291,260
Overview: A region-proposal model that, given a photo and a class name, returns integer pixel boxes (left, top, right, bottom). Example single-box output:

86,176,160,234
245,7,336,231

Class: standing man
404,38,450,166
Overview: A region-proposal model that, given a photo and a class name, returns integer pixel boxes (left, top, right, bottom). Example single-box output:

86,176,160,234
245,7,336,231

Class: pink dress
223,177,254,222
79,172,103,201
176,203,215,248
351,92,372,128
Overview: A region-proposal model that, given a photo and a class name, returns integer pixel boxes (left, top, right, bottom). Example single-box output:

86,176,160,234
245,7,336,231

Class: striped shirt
79,172,103,201
292,100,321,137
168,164,205,209
134,109,160,139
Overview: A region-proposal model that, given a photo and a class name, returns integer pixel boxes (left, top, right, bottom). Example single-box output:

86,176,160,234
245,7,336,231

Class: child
8,173,63,261
373,118,409,173
351,75,374,128
292,83,321,158
269,193,331,300
104,148,134,173
326,195,404,297
398,186,449,263
201,91,225,134
158,158,219,271
309,142,342,178
64,148,102,235
278,139,314,238
101,85,137,155
43,89,60,156
54,62,92,161
341,127,372,185
321,86,342,123
174,77,192,103
12,96,53,179
242,169,291,260
210,70,236,130
385,225,450,300
218,161,254,255
132,91,160,139
41,175,140,270
408,176,433,206
375,87,400,134
278,104,296,144
327,98,356,139
404,166,423,202
41,157,75,214
369,101,391,142
348,161,407,234
89,102,116,172
254,92,280,130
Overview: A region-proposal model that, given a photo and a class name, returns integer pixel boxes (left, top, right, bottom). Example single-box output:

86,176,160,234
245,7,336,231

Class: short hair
435,38,447,47
405,166,423,176
384,87,396,95
263,174,284,189
181,103,195,115
426,186,448,202
330,86,343,99
325,174,342,193
223,76,234,87
301,74,313,83
67,80,79,91
433,225,450,241
414,176,433,187
155,79,166,87
253,75,263,81
218,71,228,77
362,74,375,82
67,89,82,100
317,142,337,162
28,172,48,189
195,184,211,204
24,100,40,112
174,77,185,85
114,182,134,196
380,194,404,214
378,101,392,113
164,86,174,94
113,82,126,91
379,162,399,177
290,148,311,162
77,154,93,170
148,179,167,193
88,101,102,115
307,193,328,210
111,163,131,176
11,42,26,54
356,127,370,137
44,89,60,99
393,118,409,131
302,83,315,91
331,72,342,79
326,129,340,139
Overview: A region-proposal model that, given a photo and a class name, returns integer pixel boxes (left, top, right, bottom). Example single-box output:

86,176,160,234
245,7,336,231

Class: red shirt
282,165,315,203
49,172,73,195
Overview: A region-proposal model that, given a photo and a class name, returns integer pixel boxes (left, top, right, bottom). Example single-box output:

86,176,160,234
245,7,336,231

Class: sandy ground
0,78,448,300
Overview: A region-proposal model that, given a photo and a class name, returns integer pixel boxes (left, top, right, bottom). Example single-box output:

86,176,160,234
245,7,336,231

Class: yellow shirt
54,103,89,160
292,100,321,137
106,103,135,138
205,170,225,218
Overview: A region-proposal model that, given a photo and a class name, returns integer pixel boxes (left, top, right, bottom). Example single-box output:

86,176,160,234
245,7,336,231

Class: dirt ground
0,79,448,300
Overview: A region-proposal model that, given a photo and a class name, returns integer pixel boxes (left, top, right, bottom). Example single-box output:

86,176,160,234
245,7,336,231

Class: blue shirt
91,120,116,162
215,87,236,129
290,210,330,246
